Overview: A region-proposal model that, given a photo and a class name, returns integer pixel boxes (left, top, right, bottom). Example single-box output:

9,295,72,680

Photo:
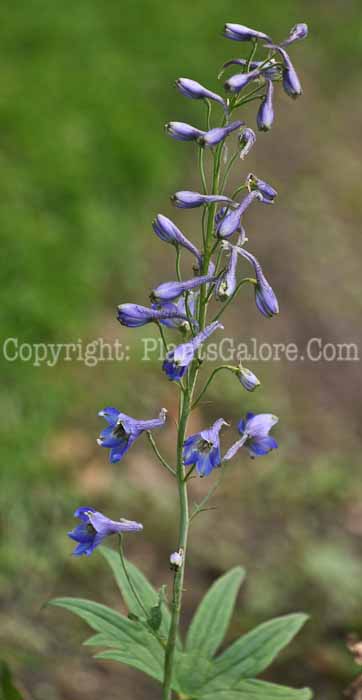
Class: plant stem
192,365,236,409
147,432,176,477
162,100,225,700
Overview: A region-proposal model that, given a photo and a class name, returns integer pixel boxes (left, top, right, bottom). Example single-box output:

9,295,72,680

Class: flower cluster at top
68,19,307,555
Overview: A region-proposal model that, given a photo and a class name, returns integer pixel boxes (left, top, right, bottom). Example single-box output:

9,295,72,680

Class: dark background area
1,1,362,698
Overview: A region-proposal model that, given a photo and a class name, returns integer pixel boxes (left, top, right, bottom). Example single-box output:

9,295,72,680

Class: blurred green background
1,0,362,698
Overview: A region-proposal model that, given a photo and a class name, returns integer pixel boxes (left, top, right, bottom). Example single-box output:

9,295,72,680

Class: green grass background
1,1,362,698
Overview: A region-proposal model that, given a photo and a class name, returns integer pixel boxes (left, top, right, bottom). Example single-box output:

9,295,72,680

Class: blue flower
224,67,262,94
68,507,143,557
265,44,302,98
98,407,167,463
247,172,277,203
239,127,256,159
171,191,234,209
183,418,227,476
151,267,215,303
175,78,226,110
165,121,205,142
223,412,278,460
163,321,223,381
198,120,244,148
153,292,199,332
281,23,308,47
236,247,279,318
257,79,274,132
223,23,272,43
152,214,202,265
216,191,262,238
117,303,190,328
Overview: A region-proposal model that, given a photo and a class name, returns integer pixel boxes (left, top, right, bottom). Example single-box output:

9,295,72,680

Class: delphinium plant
51,18,312,700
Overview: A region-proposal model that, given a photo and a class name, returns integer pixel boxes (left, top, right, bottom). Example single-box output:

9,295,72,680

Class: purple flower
151,268,215,303
171,191,234,209
97,407,167,463
117,303,190,328
237,248,279,318
183,418,227,477
152,214,202,264
198,120,244,148
163,321,223,381
266,45,302,98
223,23,272,43
239,127,256,159
175,78,226,109
165,121,205,142
247,173,277,203
224,412,278,460
257,79,274,132
224,68,261,94
237,367,260,391
68,507,143,556
215,244,239,300
154,293,199,331
222,58,280,81
216,190,262,239
281,23,308,47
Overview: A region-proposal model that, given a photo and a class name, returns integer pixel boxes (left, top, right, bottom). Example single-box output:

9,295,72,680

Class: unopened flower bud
198,120,244,148
170,550,184,570
257,79,274,132
224,68,261,94
237,367,261,391
281,23,308,47
223,23,272,43
175,78,226,109
165,121,205,142
171,191,234,209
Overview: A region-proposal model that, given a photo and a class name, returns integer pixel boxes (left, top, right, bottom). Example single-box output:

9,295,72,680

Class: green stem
198,146,208,194
157,322,169,354
192,365,237,409
162,99,225,700
147,432,176,477
176,246,182,282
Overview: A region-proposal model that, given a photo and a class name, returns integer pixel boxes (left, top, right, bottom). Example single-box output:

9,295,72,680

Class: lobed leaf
50,597,164,675
99,546,173,642
186,566,245,658
200,678,313,699
200,613,309,691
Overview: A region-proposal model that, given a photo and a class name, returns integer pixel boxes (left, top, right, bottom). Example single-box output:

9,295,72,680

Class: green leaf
202,614,308,691
186,567,245,658
99,546,173,642
95,646,164,683
0,662,23,700
148,586,167,632
200,678,313,699
173,652,213,696
83,633,123,648
50,597,164,679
